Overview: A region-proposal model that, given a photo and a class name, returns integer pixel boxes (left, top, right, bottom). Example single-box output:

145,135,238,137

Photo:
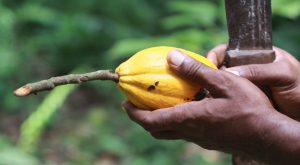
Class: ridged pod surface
115,46,217,110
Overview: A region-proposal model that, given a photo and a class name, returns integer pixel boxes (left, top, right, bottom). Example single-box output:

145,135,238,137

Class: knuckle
213,72,235,93
284,63,297,81
246,65,260,79
127,112,139,122
274,61,297,84
128,112,153,131
143,115,153,124
140,116,154,131
170,105,189,124
174,103,205,129
182,58,206,81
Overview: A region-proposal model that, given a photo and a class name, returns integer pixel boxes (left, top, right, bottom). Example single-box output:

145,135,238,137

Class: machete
224,0,275,165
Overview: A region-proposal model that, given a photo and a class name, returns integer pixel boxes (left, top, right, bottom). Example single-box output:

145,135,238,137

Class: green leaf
17,3,59,25
106,37,178,60
163,1,218,29
273,0,300,19
18,84,77,153
0,148,40,165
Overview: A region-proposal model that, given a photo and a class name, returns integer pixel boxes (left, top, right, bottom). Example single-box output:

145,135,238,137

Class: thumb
167,50,225,94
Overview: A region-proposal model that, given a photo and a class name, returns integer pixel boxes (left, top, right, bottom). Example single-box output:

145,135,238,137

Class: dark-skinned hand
123,50,300,165
207,45,300,119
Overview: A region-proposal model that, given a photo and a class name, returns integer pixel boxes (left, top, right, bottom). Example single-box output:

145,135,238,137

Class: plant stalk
14,70,119,97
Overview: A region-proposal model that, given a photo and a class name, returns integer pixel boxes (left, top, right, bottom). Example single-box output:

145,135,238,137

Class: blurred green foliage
0,0,299,164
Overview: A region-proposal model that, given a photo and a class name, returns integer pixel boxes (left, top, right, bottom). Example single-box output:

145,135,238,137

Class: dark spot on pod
184,98,191,101
154,81,159,86
147,85,156,91
192,89,207,101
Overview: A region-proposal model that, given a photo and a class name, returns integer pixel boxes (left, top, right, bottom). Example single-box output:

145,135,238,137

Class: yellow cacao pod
115,46,217,110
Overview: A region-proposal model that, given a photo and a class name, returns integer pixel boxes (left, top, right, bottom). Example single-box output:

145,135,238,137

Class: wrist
249,109,300,164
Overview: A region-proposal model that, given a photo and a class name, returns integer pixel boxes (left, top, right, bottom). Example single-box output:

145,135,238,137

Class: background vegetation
1,0,300,164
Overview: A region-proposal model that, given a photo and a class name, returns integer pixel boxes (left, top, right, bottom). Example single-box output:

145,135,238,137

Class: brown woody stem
14,70,119,97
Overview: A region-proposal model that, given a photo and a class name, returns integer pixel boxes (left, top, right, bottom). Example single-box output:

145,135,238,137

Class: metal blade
225,0,275,67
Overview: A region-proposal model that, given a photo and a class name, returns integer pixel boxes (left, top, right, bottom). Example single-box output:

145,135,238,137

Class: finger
225,61,292,86
206,51,218,66
273,46,293,60
150,130,182,140
122,101,150,126
122,101,182,132
167,50,232,96
123,99,217,132
225,47,297,85
206,44,227,67
124,99,226,142
273,46,300,66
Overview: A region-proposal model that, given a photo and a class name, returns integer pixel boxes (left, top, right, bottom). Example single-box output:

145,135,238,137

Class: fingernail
225,69,240,76
167,50,185,66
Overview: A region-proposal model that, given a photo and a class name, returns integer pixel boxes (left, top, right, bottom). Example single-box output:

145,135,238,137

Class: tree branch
14,70,119,97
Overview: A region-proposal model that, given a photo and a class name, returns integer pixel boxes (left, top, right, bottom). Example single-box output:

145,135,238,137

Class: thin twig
14,70,119,97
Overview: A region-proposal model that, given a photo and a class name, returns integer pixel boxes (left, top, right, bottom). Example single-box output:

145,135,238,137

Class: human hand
207,45,300,119
123,50,275,155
